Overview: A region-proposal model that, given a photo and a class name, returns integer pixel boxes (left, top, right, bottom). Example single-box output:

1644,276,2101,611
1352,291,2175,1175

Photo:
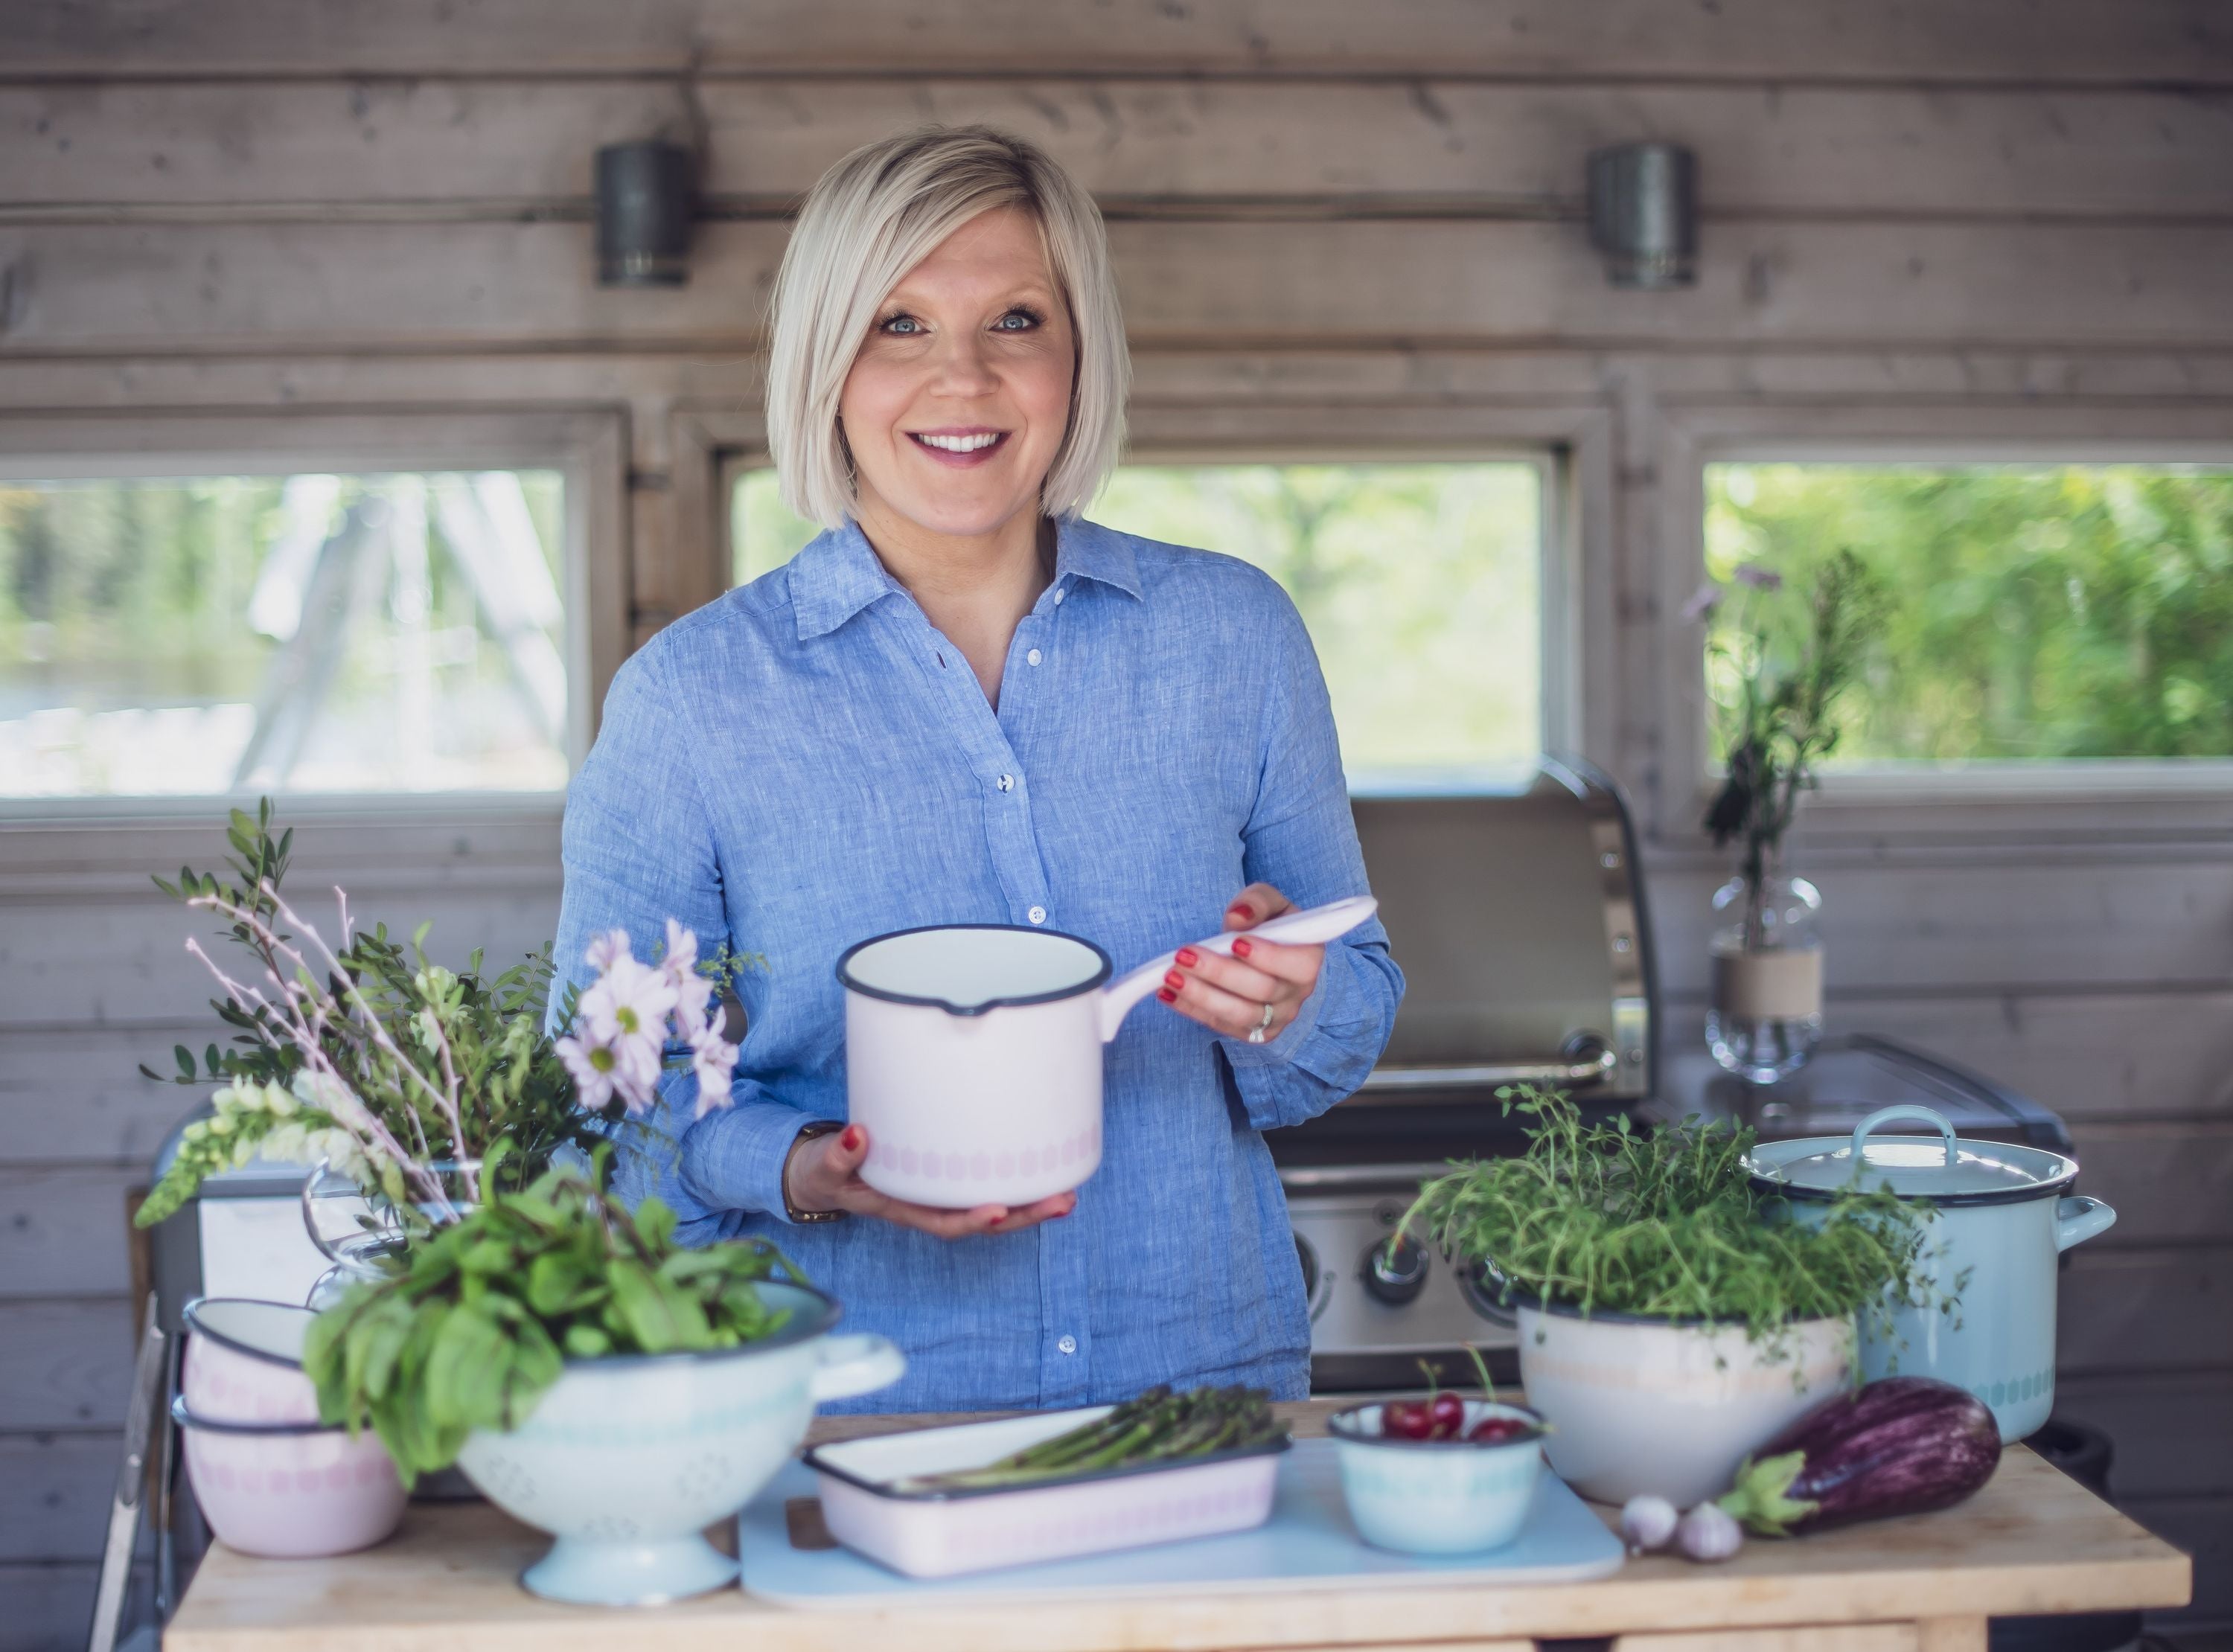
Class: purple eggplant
1716,1377,2002,1537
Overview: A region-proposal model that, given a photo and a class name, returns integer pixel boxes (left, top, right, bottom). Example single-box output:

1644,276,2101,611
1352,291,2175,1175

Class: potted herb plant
1398,1087,1943,1507
1687,548,1886,1081
306,1151,903,1605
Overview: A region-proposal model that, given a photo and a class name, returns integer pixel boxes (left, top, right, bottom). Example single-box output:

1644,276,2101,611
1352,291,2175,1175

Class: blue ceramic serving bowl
1326,1398,1546,1555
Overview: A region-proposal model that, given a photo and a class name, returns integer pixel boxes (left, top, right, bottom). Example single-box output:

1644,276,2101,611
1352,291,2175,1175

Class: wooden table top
164,1400,2191,1652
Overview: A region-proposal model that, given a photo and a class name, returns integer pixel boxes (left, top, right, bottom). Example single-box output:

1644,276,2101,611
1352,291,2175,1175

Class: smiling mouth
909,430,1009,459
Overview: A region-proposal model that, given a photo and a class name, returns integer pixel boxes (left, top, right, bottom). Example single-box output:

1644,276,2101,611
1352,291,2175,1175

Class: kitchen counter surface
164,1400,2191,1652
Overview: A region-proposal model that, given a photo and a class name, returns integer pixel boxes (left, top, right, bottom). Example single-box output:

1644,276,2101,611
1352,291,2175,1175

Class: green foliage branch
1700,551,1888,943
304,1148,797,1485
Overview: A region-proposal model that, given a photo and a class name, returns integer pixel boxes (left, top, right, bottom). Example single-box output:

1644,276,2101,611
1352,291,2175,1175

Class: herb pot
1747,1104,2115,1442
1514,1296,1852,1507
1326,1399,1546,1554
837,895,1377,1209
453,1279,903,1606
172,1395,407,1558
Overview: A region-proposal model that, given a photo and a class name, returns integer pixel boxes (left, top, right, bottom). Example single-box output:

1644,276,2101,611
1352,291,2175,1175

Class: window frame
0,409,627,819
1656,400,2233,846
692,399,1610,777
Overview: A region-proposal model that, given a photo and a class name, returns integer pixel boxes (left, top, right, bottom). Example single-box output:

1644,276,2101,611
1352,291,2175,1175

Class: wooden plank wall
2,1,2231,1643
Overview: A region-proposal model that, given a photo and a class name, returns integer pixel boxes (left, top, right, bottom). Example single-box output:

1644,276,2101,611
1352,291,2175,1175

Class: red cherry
1428,1392,1466,1436
1469,1417,1527,1444
1381,1401,1433,1440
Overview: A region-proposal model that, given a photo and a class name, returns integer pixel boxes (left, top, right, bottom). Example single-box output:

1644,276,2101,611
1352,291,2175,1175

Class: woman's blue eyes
879,310,1041,336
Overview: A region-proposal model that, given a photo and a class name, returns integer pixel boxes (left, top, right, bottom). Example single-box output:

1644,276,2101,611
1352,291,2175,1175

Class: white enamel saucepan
835,895,1379,1209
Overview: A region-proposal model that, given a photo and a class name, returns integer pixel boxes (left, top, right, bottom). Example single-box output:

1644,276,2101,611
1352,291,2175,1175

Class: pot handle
1096,895,1380,1044
808,1334,907,1405
2054,1195,2117,1253
1850,1105,1958,1172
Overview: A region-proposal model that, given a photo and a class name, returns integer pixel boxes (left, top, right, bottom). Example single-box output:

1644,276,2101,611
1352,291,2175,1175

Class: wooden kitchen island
164,1401,2191,1652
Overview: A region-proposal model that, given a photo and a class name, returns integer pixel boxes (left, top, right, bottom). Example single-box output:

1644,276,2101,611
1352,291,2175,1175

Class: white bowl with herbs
1397,1089,1947,1507
307,1155,901,1607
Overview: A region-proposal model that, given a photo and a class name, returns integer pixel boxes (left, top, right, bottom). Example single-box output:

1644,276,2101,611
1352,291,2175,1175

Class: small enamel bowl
173,1397,407,1557
1326,1399,1547,1555
182,1298,322,1426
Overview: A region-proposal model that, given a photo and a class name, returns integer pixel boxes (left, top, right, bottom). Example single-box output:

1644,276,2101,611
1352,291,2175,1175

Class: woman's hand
1157,883,1324,1045
783,1123,1077,1238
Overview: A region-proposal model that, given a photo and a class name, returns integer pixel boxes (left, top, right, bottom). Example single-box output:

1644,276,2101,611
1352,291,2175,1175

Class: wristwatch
782,1120,850,1224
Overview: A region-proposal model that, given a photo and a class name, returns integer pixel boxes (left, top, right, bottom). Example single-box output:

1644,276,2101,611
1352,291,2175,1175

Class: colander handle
1850,1105,1958,1170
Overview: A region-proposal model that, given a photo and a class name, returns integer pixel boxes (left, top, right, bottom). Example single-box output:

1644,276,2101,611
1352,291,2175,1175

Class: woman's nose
928,330,1001,397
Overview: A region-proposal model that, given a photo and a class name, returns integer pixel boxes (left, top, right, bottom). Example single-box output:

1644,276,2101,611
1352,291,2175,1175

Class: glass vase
1705,865,1824,1084
300,1156,479,1309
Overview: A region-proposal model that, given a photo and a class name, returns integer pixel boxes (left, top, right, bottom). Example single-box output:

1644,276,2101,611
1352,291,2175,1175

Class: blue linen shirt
550,516,1402,1412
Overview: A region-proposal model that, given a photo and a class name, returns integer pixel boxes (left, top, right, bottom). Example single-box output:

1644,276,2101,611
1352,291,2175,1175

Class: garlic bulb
1675,1501,1745,1563
1620,1494,1679,1553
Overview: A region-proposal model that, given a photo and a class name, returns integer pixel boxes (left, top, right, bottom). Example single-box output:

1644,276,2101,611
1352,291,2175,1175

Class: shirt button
996,774,1015,793
1026,648,1042,667
1027,906,1048,926
1057,1334,1077,1355
1052,587,1067,605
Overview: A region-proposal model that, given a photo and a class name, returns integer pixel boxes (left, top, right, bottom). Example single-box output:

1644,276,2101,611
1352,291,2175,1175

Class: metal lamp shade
1585,143,1697,289
596,141,694,287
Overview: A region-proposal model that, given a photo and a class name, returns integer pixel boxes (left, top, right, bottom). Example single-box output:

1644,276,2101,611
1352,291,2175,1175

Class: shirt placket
884,592,1094,1405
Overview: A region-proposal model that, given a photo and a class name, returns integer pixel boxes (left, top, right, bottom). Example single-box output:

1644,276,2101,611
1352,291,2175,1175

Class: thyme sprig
1396,1088,1942,1348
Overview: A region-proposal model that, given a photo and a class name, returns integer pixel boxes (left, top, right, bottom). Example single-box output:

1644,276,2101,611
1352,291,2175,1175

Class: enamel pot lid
1747,1104,2080,1206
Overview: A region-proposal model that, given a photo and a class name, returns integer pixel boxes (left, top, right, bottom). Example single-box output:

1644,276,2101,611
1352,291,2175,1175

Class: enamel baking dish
802,1406,1289,1578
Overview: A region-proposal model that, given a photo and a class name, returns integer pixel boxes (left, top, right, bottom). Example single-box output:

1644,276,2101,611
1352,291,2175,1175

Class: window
730,461,1547,789
0,470,569,798
1704,461,2233,766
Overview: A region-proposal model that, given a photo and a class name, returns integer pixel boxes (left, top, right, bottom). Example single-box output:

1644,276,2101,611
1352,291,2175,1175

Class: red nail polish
1175,947,1199,967
840,1125,863,1152
1157,987,1177,1003
990,1214,1006,1226
1228,901,1253,918
1163,969,1185,990
1233,938,1253,958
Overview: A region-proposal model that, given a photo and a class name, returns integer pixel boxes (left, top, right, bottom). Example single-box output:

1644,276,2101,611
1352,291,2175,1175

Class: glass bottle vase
1705,865,1824,1084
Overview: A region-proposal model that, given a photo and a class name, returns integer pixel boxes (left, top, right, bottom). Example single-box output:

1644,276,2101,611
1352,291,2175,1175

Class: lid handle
1850,1105,1958,1174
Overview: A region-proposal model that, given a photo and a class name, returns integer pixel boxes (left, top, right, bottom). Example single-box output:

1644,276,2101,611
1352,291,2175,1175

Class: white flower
663,919,715,1033
578,954,678,1044
557,1031,620,1110
584,929,630,974
687,1020,739,1118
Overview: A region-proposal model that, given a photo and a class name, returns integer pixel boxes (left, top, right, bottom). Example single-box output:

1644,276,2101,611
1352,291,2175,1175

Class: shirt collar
788,516,1143,642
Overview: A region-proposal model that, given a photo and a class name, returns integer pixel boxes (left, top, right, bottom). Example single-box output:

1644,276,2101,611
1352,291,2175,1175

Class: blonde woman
552,127,1400,1411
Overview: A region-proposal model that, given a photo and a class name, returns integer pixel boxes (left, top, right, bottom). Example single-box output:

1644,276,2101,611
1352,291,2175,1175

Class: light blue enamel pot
1748,1105,2114,1444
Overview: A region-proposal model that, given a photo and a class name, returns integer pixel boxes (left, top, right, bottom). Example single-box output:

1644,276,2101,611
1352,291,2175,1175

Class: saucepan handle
1096,896,1380,1044
1849,1104,1959,1170
2054,1195,2116,1253
808,1333,907,1405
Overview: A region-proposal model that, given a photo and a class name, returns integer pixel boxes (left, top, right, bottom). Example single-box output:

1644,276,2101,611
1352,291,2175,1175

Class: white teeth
916,432,1001,453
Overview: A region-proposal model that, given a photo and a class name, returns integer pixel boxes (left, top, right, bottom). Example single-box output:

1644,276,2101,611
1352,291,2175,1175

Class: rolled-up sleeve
549,641,818,1238
1216,592,1403,1130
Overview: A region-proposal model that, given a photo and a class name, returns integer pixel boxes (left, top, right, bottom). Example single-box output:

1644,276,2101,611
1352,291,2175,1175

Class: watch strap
783,1120,850,1223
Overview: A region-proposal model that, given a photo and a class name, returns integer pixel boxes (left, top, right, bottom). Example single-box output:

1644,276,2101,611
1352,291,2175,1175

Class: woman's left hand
1156,883,1323,1045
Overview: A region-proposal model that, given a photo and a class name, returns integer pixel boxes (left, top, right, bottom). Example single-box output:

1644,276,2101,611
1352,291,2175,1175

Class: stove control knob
1361,1235,1428,1305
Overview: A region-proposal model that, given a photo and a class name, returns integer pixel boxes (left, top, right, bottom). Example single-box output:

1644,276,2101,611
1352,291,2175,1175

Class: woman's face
840,205,1077,544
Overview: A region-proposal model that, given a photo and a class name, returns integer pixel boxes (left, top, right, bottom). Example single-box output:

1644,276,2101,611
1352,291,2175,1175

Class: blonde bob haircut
766,125,1131,530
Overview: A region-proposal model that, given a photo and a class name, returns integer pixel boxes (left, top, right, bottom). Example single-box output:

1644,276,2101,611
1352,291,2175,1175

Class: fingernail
990,1214,1006,1226
1163,969,1185,990
840,1124,863,1152
1157,987,1177,1004
1175,947,1199,967
1228,900,1253,917
1233,938,1253,958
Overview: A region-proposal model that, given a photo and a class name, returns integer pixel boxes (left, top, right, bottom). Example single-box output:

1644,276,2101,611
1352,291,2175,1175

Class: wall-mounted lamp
595,141,696,287
1585,142,1697,289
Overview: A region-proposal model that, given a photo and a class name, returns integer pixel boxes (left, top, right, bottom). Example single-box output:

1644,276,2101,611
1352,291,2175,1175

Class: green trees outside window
1705,464,2233,764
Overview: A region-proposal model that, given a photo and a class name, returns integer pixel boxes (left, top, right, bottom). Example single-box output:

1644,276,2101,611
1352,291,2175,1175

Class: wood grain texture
0,1296,135,1432
7,80,2230,220
0,1562,108,1652
7,0,2229,81
159,1432,2190,1652
8,220,2233,355
0,1432,121,1563
0,1023,234,1165
1611,1628,1918,1652
0,1164,143,1299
